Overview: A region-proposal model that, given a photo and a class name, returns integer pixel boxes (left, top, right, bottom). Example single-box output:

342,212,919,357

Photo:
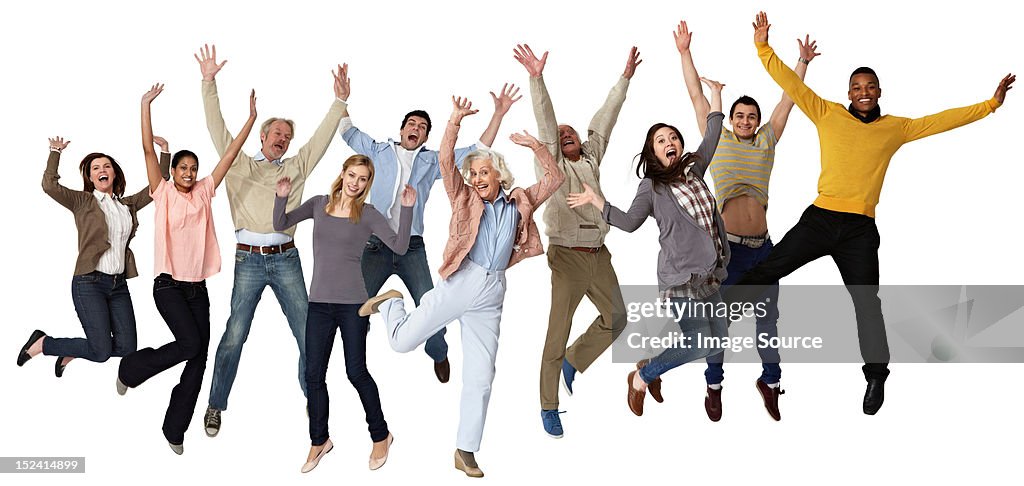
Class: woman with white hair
361,96,564,478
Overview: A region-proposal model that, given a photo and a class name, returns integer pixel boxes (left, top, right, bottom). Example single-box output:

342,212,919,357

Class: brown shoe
626,371,646,416
454,449,484,478
359,290,403,317
636,359,663,403
756,379,784,421
434,358,450,383
704,386,722,422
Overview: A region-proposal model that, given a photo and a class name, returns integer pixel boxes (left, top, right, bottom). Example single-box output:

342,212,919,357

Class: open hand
752,12,771,44
249,89,257,118
142,83,164,105
153,136,169,153
513,44,548,77
623,46,643,79
276,177,292,197
450,96,479,123
194,44,227,81
509,130,542,151
673,21,693,53
333,63,350,101
700,76,725,93
490,83,522,115
797,35,820,63
567,183,604,209
995,73,1016,104
48,136,70,151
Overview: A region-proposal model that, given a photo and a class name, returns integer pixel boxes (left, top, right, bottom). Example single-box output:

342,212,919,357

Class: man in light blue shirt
335,64,520,381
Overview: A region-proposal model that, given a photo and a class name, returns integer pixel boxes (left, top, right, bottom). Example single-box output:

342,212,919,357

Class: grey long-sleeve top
274,195,411,304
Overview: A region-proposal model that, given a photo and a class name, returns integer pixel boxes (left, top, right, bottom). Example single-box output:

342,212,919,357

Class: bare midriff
721,194,768,236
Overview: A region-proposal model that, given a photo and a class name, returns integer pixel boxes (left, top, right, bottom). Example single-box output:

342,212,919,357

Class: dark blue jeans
362,235,447,362
208,247,308,411
305,302,389,445
43,271,137,362
119,274,210,444
706,238,783,384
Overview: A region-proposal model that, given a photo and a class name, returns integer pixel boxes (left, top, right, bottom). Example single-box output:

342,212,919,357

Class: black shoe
55,357,68,378
434,358,450,384
863,378,885,415
17,330,46,367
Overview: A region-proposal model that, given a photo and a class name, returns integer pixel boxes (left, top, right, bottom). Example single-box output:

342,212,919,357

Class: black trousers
723,205,890,381
119,274,211,444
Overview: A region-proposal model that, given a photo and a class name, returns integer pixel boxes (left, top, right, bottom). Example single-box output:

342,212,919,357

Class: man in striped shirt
673,20,820,422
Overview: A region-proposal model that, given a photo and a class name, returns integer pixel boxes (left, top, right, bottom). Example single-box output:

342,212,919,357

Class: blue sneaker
561,358,577,396
541,409,564,438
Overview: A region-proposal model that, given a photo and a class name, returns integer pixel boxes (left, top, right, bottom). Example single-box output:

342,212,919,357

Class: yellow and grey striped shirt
707,124,777,207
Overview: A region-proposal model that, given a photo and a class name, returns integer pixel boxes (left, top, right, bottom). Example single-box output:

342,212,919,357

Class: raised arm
196,44,238,159
42,138,80,210
211,90,258,188
370,185,415,255
293,67,348,176
586,47,638,164
510,130,565,206
440,97,479,203
753,12,830,124
140,83,166,193
675,21,711,136
769,35,820,140
902,74,1013,143
691,110,727,178
272,177,315,231
478,83,521,147
515,43,562,162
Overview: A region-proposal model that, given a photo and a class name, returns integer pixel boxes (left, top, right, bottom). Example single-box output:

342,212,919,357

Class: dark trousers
43,271,137,362
723,205,890,381
305,302,389,446
119,274,211,444
362,235,447,362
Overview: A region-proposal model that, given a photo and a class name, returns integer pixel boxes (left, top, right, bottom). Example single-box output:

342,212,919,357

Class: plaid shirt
664,163,724,300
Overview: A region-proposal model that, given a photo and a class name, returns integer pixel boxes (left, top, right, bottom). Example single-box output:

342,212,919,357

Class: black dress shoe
863,378,885,415
17,330,46,367
434,358,450,384
55,357,67,378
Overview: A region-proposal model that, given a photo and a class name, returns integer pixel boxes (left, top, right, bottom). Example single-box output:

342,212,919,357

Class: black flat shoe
55,356,68,377
17,330,46,367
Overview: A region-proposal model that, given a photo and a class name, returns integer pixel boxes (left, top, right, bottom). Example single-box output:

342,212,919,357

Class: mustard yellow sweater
756,41,1000,217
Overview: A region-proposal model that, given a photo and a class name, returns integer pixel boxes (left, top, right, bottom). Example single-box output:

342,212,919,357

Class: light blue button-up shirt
467,191,519,272
341,121,479,236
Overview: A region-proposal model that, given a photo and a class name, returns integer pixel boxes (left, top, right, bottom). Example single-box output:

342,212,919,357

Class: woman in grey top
568,81,729,417
273,155,414,473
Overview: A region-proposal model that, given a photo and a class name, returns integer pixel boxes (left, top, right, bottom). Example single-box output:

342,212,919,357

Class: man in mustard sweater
731,12,1014,415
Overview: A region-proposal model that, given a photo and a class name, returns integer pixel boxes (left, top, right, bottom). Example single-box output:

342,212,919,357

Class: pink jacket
438,121,565,280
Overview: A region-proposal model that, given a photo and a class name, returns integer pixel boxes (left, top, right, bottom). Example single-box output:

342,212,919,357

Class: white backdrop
3,1,1021,484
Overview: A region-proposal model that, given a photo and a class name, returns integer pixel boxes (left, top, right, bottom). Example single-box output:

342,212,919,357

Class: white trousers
379,259,505,452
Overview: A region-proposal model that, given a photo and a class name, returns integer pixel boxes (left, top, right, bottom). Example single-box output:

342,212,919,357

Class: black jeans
118,274,210,444
723,205,890,381
306,302,389,445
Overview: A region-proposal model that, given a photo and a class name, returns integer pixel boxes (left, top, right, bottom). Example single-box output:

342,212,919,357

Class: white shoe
368,434,394,470
116,378,128,396
168,442,184,455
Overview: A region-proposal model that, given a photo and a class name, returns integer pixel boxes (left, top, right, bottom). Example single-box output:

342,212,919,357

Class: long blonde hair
326,155,375,224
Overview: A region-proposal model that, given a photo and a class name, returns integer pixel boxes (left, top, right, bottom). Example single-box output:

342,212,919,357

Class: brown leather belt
569,246,601,254
236,241,296,255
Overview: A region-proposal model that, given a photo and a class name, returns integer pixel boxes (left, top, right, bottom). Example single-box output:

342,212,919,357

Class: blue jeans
305,302,388,446
43,271,137,362
706,239,782,384
638,293,728,384
362,235,447,362
208,247,308,411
